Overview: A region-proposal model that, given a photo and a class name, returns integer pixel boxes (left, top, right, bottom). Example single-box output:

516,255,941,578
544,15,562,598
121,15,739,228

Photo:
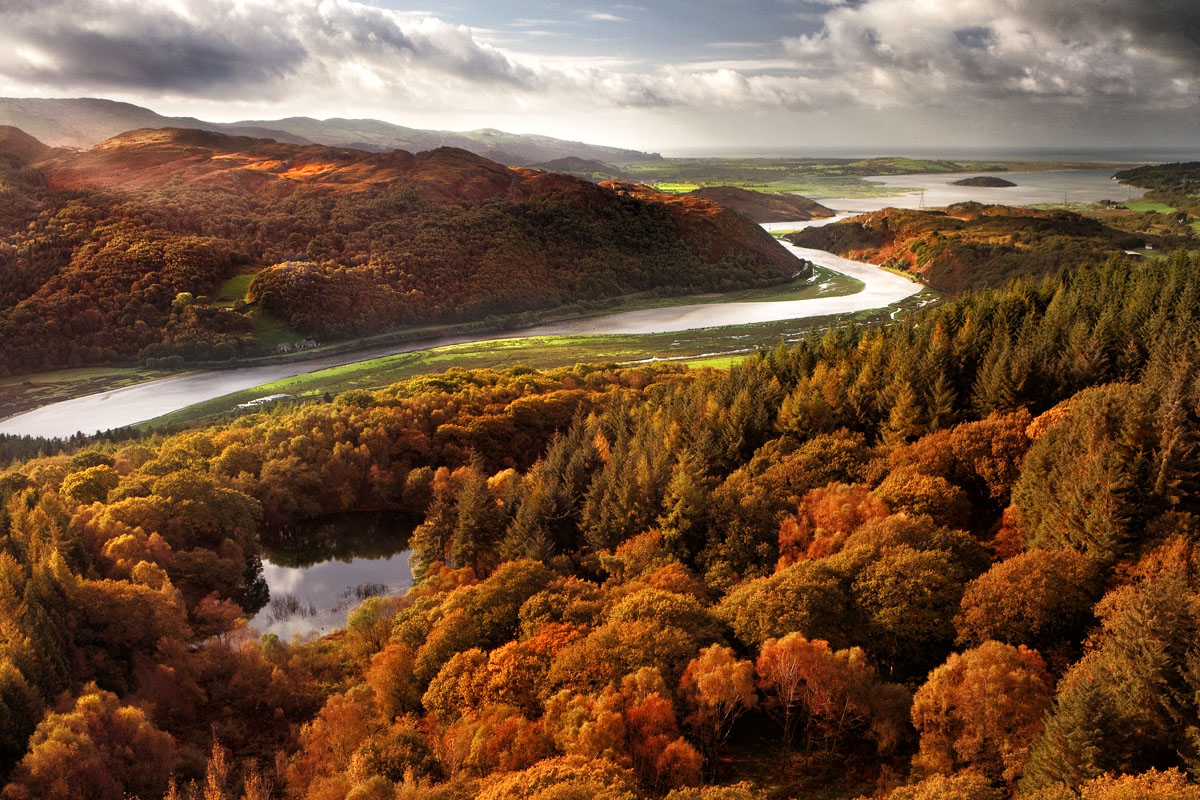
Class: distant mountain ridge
0,96,660,165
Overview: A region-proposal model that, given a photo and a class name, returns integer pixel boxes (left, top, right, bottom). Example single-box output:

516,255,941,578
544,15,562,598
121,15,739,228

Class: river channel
0,167,1144,439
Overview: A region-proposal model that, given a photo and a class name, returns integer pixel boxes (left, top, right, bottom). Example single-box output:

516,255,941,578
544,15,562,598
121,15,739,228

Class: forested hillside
787,202,1194,293
1115,162,1200,218
684,186,834,223
0,249,1197,799
0,128,795,375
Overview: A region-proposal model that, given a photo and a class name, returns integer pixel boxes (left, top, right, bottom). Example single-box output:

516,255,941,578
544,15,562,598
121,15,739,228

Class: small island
951,175,1018,187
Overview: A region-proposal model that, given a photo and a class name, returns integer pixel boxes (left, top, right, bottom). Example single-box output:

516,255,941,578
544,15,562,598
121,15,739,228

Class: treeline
788,202,1193,293
0,252,1198,798
0,136,794,375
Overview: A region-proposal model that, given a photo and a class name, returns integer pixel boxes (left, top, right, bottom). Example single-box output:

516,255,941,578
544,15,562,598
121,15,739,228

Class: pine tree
451,464,503,575
657,450,710,562
884,378,925,445
19,555,73,701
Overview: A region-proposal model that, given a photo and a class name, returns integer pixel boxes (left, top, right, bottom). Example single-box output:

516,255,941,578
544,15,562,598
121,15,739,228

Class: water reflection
248,513,415,640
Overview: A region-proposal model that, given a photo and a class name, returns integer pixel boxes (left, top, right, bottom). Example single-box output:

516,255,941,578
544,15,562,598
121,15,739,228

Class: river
0,168,1142,439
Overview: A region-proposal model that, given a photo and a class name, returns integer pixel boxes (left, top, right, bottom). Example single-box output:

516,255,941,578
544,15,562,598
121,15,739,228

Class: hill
685,185,834,223
1115,162,1200,219
234,117,658,165
0,96,660,165
0,127,793,375
951,175,1017,187
1114,161,1200,193
0,125,53,164
786,202,1191,293
533,157,625,182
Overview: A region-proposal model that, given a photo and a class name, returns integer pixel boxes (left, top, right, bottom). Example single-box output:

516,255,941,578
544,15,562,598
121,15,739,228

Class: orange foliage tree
911,641,1053,787
776,483,889,568
2,686,177,800
680,645,756,761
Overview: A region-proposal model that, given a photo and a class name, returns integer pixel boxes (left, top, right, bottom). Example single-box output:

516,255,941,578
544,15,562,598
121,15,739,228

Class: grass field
1124,201,1179,214
248,309,301,349
1118,200,1200,235
212,273,256,308
1028,201,1108,213
684,355,750,370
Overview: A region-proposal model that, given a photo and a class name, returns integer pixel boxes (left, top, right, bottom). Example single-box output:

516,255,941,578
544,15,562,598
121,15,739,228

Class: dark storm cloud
19,25,305,93
0,1,306,94
0,0,539,98
1023,0,1200,65
784,0,1200,110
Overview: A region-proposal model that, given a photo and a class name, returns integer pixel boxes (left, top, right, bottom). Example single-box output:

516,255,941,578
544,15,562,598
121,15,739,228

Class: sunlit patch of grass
212,273,256,307
1028,202,1103,212
652,182,700,193
1124,201,1178,214
685,356,748,370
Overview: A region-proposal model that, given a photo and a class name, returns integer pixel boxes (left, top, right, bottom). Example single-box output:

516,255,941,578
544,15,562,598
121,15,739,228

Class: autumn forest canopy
1,0,1199,789
0,203,1197,800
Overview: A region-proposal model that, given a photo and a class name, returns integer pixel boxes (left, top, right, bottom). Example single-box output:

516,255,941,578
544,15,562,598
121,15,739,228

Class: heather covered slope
786,202,1192,293
0,128,795,374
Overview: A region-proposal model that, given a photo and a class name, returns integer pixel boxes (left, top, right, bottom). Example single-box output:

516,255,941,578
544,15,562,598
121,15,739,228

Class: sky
0,0,1197,156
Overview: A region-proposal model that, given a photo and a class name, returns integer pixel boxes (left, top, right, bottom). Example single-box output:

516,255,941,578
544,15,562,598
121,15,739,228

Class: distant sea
666,146,1200,163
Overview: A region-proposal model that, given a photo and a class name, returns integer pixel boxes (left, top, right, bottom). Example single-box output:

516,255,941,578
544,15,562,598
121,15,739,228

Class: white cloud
584,11,627,22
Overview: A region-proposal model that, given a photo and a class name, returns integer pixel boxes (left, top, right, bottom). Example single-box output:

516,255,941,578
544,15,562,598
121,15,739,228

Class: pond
247,512,415,640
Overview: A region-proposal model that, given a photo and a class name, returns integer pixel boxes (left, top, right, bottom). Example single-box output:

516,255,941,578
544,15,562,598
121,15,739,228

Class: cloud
782,0,1200,110
1,0,306,94
0,0,1194,127
583,12,627,23
0,0,540,100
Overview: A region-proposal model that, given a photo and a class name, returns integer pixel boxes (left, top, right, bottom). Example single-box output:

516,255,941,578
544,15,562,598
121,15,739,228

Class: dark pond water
247,512,415,640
